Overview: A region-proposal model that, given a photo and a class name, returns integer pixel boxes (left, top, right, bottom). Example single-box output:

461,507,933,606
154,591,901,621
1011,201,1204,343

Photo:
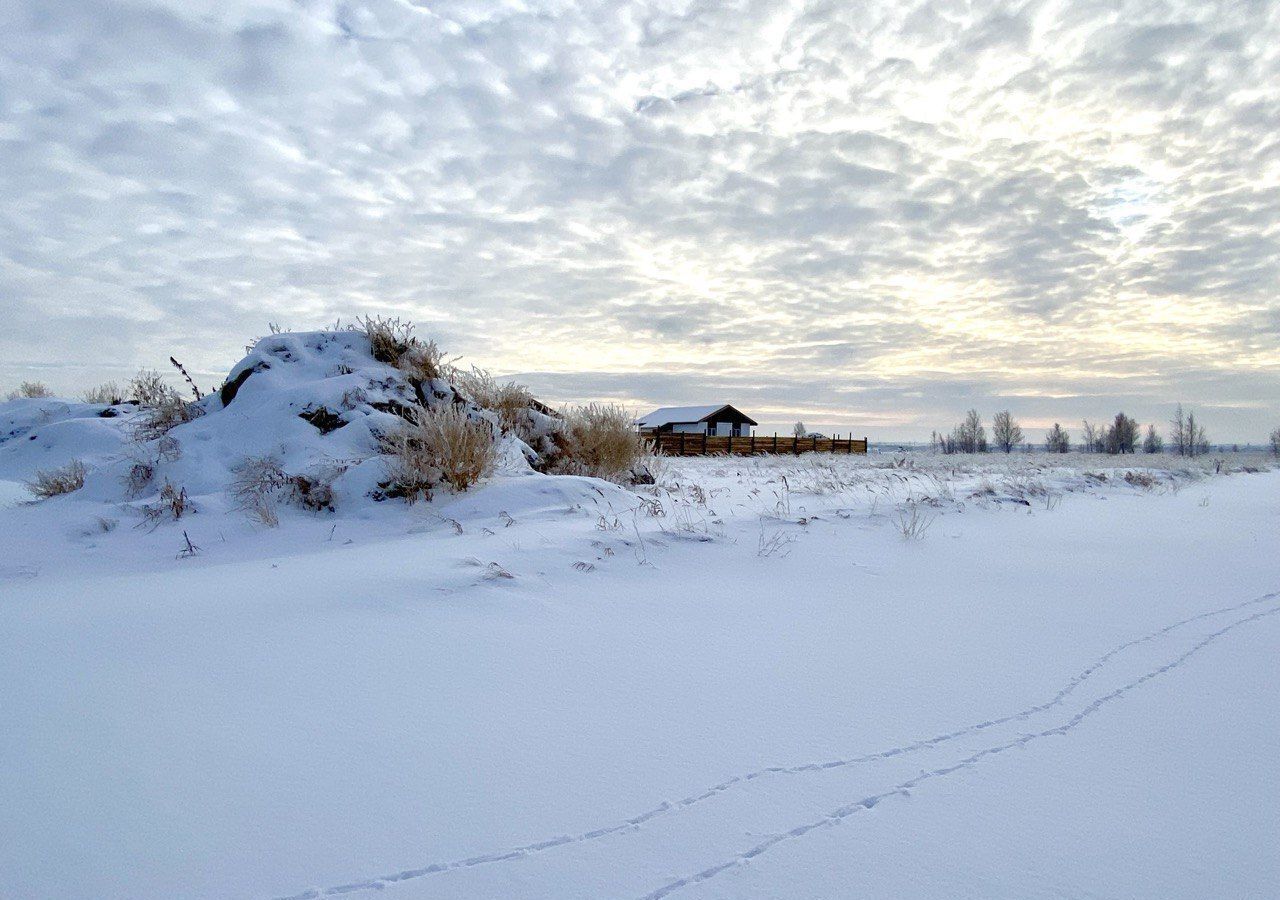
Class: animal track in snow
272,589,1280,900
636,600,1280,900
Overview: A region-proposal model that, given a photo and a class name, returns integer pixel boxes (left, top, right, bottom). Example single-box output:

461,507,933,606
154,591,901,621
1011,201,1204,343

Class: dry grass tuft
126,369,202,439
83,382,125,405
26,459,87,499
1123,470,1157,490
456,366,534,429
135,394,203,441
123,461,155,496
381,404,497,500
6,381,53,401
127,369,177,407
139,480,195,526
355,315,416,364
231,456,292,526
291,472,336,512
351,315,456,386
398,338,453,384
894,498,935,541
230,456,339,525
551,403,648,483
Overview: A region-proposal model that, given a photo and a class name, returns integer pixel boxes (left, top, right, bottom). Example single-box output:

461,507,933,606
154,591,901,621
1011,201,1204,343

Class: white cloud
1,0,1277,440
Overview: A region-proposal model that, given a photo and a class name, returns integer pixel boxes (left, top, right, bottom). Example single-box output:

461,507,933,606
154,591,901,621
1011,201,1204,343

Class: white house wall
663,423,753,436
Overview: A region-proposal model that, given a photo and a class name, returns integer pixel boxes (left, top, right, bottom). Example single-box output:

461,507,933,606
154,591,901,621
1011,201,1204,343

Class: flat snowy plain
2,452,1278,899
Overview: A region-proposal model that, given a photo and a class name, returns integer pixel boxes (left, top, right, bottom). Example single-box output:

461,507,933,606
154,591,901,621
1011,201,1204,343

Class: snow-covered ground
2,437,1278,898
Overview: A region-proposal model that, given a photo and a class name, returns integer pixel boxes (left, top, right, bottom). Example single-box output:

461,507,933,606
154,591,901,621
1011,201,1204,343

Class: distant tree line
932,405,1219,456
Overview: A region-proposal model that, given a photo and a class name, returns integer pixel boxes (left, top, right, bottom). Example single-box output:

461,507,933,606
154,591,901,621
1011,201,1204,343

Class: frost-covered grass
81,381,125,405
646,450,1274,530
5,380,52,400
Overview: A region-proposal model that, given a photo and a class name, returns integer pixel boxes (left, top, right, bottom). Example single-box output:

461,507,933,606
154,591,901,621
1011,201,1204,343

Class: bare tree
1045,423,1070,453
1170,404,1186,456
1142,424,1163,454
1081,420,1099,453
951,409,986,453
1189,410,1209,455
935,429,959,454
792,421,807,438
1270,426,1280,458
1172,405,1209,456
992,410,1023,453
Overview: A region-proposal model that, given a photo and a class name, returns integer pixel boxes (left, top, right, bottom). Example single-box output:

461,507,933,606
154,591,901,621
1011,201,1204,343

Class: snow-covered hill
1,327,568,506
0,325,649,575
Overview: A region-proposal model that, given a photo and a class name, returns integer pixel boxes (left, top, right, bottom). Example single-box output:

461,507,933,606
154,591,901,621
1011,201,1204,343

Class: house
635,404,758,437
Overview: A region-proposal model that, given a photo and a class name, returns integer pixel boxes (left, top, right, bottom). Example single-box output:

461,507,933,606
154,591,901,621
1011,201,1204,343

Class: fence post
727,433,732,455
703,432,707,454
773,433,778,453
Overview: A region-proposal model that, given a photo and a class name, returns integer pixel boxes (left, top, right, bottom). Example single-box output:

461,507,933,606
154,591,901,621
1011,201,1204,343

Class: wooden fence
651,432,868,457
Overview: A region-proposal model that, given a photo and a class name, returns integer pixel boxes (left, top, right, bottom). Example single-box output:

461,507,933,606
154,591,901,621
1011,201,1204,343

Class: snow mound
0,329,604,523
0,397,135,477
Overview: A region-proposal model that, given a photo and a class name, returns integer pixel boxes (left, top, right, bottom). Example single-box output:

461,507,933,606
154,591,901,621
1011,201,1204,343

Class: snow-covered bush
26,459,87,499
6,381,52,401
1123,470,1157,490
382,404,498,499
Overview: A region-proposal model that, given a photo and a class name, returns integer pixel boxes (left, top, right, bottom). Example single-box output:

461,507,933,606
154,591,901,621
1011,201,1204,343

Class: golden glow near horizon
1,0,1277,439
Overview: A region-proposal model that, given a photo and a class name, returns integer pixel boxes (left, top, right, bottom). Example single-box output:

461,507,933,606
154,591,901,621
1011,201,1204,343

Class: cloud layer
2,0,1278,440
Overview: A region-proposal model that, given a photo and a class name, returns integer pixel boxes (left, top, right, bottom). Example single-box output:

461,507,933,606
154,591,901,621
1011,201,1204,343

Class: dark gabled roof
636,404,758,427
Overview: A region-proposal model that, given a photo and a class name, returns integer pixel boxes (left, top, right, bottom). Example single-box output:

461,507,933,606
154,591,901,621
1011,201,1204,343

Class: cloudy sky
2,0,1278,441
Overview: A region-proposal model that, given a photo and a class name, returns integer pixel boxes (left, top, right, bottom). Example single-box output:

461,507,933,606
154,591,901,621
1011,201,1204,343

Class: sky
2,0,1278,442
